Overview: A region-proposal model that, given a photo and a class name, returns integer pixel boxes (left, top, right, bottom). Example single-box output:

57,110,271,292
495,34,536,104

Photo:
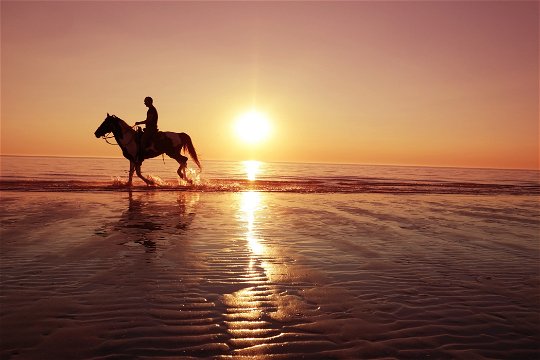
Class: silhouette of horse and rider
94,97,201,186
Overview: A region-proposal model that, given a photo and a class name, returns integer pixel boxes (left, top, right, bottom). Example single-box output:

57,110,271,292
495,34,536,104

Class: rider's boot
136,128,144,163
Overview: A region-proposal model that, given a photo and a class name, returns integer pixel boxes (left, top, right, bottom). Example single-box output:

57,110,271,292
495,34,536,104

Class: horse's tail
180,133,201,170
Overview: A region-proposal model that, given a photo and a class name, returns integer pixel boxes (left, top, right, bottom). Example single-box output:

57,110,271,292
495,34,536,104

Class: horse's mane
111,115,131,130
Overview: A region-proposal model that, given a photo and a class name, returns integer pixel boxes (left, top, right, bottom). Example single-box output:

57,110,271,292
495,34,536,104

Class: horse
94,113,201,186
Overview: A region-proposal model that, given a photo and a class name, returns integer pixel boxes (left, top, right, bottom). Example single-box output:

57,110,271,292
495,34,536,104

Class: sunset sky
1,1,538,169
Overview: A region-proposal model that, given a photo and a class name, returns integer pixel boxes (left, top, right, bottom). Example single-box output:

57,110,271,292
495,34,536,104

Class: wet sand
1,190,539,359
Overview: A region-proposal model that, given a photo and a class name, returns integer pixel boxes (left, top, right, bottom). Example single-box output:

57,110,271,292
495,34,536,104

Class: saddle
136,128,164,159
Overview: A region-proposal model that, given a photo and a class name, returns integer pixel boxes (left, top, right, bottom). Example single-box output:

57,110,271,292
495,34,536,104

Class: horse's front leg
135,164,154,186
126,161,135,187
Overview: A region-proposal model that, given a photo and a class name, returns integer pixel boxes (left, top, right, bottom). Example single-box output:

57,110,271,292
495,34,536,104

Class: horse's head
94,113,117,138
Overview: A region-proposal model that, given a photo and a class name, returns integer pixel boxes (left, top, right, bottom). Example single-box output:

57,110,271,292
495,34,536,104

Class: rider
135,96,158,162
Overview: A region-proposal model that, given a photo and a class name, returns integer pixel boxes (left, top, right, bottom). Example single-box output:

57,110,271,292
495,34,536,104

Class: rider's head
144,97,153,106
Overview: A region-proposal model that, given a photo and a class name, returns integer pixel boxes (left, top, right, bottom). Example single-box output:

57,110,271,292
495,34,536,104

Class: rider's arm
135,112,151,125
135,108,156,126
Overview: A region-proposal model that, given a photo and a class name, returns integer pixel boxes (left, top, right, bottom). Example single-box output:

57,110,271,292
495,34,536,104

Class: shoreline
1,179,539,195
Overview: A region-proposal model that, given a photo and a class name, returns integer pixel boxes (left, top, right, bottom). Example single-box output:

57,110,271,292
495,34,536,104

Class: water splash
188,168,201,184
110,175,174,188
111,177,128,187
178,168,201,186
147,174,168,186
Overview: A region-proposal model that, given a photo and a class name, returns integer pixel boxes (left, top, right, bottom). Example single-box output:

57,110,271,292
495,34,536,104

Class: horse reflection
115,191,200,252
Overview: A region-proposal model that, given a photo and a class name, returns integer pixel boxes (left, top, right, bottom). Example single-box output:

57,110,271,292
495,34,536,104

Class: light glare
235,110,271,144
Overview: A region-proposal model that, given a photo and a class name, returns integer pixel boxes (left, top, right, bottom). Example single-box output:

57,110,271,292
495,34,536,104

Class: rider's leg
137,132,147,163
138,129,157,163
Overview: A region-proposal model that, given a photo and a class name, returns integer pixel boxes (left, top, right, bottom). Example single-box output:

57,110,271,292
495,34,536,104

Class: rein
101,124,138,146
102,133,118,146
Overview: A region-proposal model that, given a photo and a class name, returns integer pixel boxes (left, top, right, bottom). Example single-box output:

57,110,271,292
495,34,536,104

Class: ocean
1,155,538,194
1,155,539,358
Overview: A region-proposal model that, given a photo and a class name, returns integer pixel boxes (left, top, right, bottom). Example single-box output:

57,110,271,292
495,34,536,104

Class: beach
3,0,539,357
1,189,538,359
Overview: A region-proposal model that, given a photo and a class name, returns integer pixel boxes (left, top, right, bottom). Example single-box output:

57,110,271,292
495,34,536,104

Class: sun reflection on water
223,191,286,349
240,191,264,256
243,160,261,181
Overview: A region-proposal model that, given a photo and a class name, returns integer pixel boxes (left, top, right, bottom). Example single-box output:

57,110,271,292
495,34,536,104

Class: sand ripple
1,191,539,359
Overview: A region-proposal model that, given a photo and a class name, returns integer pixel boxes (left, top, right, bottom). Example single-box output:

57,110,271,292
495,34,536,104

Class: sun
234,110,271,144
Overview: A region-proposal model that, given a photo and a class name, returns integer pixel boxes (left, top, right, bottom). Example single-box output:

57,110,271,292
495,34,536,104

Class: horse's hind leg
178,166,187,182
167,152,190,183
177,157,189,182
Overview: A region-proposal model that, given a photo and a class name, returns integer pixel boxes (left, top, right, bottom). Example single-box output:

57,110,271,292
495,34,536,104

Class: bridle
101,133,118,146
99,117,138,146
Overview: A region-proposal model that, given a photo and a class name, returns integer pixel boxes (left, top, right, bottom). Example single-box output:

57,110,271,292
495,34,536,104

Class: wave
1,178,538,195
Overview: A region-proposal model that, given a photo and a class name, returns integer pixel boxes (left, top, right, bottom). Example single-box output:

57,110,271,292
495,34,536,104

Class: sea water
0,155,538,194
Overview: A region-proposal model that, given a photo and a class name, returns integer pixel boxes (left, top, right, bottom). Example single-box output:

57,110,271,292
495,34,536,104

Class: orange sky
1,1,538,169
